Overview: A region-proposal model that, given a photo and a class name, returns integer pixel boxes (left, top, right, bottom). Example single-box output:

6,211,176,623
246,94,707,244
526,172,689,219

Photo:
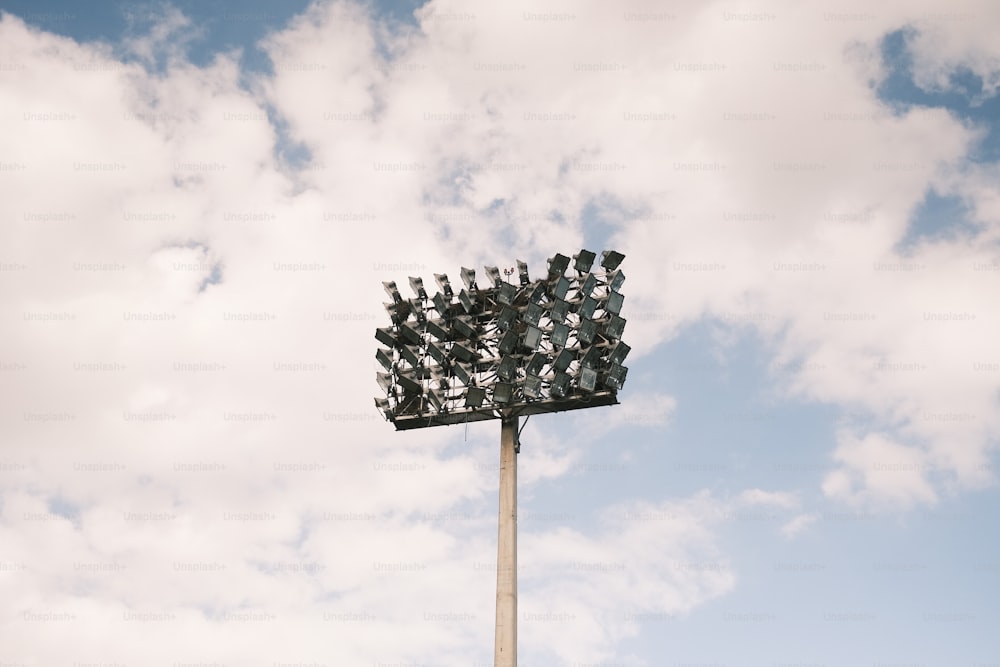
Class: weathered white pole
494,414,518,667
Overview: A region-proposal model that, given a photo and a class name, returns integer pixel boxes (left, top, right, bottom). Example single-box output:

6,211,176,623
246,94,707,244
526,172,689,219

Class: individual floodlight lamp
579,295,598,320
516,260,530,286
579,273,597,297
550,371,570,397
573,249,596,273
554,275,571,300
578,318,597,345
493,382,513,404
399,323,422,346
523,374,542,398
553,348,574,372
607,269,625,292
485,265,502,288
460,266,478,291
375,327,397,348
497,355,517,381
397,373,422,394
466,385,486,407
528,282,546,303
549,299,569,323
525,352,546,376
399,344,421,368
409,276,427,300
498,329,518,355
435,273,454,297
453,316,478,340
458,289,474,314
578,365,598,391
383,280,402,303
551,323,570,348
600,250,625,271
432,292,449,315
580,345,600,369
427,387,444,412
498,282,517,305
608,340,631,365
522,325,542,350
603,314,626,340
376,348,393,371
498,307,518,332
426,318,449,340
452,342,477,363
427,341,447,365
452,361,472,386
606,290,624,315
547,253,570,277
523,302,543,326
605,363,628,390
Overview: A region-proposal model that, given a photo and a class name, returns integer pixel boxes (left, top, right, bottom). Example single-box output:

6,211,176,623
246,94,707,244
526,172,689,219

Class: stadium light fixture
374,248,630,667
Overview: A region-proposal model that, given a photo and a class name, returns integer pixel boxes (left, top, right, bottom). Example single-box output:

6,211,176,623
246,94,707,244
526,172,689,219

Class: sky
1,0,999,665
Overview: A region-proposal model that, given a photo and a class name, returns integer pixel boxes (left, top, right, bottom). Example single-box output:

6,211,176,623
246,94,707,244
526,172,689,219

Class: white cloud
780,512,819,538
902,1,1000,100
518,492,736,664
738,488,799,509
574,391,676,437
822,431,938,509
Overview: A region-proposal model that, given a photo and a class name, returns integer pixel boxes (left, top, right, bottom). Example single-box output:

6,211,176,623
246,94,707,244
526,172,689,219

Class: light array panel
374,250,629,430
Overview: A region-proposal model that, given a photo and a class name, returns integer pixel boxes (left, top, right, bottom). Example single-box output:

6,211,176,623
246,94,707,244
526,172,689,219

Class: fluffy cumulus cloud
2,0,1000,663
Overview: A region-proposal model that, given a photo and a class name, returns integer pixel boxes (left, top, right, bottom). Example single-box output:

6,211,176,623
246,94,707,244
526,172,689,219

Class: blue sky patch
878,28,1000,162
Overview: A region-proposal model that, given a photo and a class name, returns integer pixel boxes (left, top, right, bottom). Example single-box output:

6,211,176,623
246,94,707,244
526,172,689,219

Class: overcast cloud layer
2,0,999,664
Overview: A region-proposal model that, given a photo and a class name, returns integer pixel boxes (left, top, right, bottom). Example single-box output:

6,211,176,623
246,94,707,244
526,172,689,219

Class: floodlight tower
374,249,629,667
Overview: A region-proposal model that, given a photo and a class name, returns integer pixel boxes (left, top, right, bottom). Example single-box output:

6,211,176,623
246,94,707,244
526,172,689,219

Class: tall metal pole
494,414,518,667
